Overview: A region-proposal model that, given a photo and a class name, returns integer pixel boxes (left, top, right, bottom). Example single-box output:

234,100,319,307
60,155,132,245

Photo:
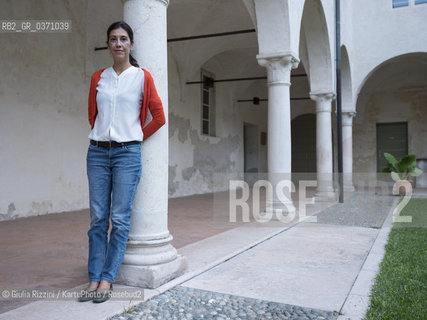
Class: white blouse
88,65,145,142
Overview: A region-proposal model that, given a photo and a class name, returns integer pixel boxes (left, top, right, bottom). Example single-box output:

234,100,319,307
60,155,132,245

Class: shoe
78,289,97,302
93,284,113,303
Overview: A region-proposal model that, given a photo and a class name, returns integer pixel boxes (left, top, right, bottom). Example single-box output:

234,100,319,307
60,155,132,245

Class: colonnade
116,0,355,287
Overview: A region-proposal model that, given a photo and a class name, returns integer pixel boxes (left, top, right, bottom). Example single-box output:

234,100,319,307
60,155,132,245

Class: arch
167,0,258,99
355,51,427,124
341,45,353,111
299,0,334,93
355,52,427,103
298,24,311,86
353,52,427,174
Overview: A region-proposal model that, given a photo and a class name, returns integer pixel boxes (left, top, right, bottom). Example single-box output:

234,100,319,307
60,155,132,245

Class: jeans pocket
123,144,141,154
88,144,96,150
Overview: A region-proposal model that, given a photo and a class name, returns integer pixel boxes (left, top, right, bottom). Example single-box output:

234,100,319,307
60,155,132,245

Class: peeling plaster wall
0,0,89,220
1,0,264,219
0,0,122,220
353,51,427,178
166,0,264,197
168,52,268,197
6,0,425,220
354,91,427,174
237,89,268,174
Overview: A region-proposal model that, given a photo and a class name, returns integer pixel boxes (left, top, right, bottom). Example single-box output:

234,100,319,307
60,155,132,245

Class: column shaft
257,53,299,215
311,92,336,201
342,112,356,192
117,0,186,288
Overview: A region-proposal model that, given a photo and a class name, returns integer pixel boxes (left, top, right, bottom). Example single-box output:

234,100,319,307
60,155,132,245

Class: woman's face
107,27,134,62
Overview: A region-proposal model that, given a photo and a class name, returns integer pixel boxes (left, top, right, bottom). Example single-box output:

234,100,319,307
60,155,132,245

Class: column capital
342,111,356,126
310,92,335,113
256,52,299,85
310,91,335,101
122,0,169,6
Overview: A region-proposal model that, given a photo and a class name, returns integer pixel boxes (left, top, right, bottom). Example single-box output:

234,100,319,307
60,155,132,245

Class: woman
78,21,165,303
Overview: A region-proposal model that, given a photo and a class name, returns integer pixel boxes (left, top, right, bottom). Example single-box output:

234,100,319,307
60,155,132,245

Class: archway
299,0,334,93
353,53,427,174
167,0,257,99
341,46,353,111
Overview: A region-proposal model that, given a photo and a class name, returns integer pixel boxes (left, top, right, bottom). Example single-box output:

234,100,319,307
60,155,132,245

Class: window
200,70,216,136
415,0,427,5
393,0,409,7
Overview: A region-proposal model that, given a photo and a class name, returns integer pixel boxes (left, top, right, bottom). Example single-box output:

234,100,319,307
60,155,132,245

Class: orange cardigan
88,68,166,141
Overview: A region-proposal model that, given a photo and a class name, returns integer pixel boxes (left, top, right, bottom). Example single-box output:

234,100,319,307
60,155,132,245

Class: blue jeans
86,142,142,283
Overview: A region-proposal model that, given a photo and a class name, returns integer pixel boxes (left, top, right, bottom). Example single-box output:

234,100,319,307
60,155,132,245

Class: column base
314,190,337,202
116,255,187,289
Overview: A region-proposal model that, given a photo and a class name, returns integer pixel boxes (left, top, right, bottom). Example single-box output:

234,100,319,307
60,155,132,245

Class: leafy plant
382,153,423,182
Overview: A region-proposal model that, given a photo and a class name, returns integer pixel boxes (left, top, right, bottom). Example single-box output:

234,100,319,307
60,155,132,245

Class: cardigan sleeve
142,71,166,141
88,72,98,128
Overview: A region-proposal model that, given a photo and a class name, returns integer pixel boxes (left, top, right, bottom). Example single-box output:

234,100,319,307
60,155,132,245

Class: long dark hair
106,21,139,67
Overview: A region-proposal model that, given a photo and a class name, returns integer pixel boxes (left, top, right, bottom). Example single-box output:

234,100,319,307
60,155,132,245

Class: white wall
344,0,427,103
165,0,268,198
0,0,92,220
167,46,268,197
0,0,266,219
342,0,427,174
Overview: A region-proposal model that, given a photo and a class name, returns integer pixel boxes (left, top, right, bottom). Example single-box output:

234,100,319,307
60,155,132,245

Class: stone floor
0,192,247,314
1,188,418,320
0,186,328,315
3,187,418,318
109,286,340,320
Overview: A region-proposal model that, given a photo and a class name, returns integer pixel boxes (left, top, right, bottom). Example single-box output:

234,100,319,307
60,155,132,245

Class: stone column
310,92,336,201
342,111,356,192
257,53,299,216
117,0,186,288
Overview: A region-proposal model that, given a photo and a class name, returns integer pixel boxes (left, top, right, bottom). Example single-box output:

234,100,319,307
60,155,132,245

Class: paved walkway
0,192,249,314
0,190,407,320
